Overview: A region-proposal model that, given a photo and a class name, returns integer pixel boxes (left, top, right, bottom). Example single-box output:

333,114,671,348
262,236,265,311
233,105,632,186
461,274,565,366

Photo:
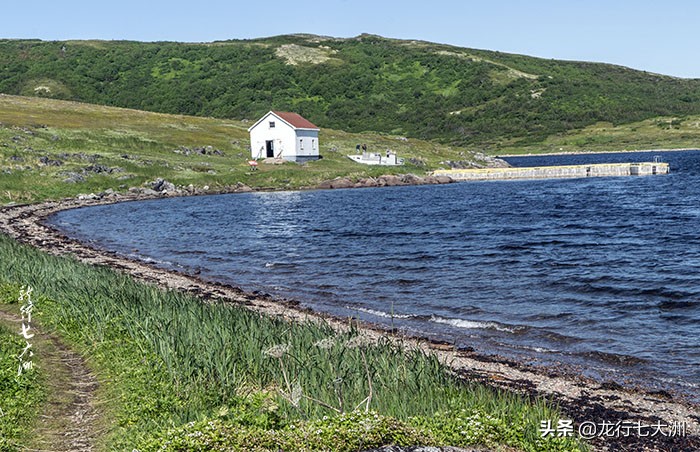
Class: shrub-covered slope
2,34,700,148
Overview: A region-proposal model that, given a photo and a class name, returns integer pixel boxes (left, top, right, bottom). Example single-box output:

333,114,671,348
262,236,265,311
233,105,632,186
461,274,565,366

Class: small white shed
248,111,320,162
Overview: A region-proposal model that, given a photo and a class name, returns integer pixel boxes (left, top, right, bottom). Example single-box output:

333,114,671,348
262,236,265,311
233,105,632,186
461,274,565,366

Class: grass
0,234,586,451
0,289,45,451
0,94,487,205
498,117,700,155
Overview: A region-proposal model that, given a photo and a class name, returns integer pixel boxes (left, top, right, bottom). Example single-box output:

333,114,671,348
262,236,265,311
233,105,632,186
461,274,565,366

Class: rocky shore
1,190,699,451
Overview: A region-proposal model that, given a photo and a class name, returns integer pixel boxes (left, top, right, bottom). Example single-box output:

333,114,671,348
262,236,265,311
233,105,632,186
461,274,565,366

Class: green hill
2,34,700,149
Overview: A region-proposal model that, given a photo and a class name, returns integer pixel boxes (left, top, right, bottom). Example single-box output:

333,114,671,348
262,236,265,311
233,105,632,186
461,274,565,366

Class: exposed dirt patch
1,196,699,451
0,308,100,451
275,43,342,65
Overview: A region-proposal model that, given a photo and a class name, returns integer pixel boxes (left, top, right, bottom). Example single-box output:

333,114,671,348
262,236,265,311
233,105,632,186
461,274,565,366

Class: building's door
266,140,274,158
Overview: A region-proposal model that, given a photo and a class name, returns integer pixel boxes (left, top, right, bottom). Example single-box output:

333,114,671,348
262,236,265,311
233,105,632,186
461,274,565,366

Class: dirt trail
2,196,700,451
0,308,100,452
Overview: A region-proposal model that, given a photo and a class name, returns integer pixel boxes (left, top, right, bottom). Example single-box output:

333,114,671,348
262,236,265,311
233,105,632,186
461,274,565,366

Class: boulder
77,193,100,201
61,172,85,183
330,177,355,189
234,182,253,192
435,175,453,184
401,174,425,185
354,177,379,188
150,178,176,193
318,177,354,189
377,175,404,186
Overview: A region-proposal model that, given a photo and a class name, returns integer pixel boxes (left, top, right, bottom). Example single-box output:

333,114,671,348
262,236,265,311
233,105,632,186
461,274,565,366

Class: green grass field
0,94,493,205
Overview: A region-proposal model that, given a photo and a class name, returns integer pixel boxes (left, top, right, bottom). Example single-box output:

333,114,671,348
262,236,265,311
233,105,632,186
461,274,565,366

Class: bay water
49,150,700,400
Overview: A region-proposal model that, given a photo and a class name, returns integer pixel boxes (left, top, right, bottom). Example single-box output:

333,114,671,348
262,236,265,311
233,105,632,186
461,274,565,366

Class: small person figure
362,143,367,152
356,144,361,152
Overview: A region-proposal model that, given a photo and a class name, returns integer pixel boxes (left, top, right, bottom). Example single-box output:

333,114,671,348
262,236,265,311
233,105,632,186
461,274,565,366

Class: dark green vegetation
2,34,700,149
0,235,586,451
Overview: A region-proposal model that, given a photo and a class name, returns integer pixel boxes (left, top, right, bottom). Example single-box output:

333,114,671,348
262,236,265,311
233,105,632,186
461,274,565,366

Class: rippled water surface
50,150,700,399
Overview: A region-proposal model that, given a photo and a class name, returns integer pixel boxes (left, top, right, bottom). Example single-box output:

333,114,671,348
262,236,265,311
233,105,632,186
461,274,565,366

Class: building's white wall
294,129,319,157
249,112,296,159
249,112,320,161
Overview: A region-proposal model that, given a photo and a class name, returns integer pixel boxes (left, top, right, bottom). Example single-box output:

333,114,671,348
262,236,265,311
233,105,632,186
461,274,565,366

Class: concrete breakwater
433,161,669,181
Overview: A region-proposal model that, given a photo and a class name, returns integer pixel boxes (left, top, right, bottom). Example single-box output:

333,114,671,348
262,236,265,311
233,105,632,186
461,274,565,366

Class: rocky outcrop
173,145,224,156
317,174,454,190
150,178,176,193
441,153,510,170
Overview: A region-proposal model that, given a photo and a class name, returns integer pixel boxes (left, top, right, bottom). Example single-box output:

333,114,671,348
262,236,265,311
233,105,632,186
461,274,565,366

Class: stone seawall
433,162,669,181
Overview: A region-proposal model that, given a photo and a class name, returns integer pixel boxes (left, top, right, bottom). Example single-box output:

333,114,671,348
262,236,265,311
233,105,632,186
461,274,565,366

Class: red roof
272,111,319,129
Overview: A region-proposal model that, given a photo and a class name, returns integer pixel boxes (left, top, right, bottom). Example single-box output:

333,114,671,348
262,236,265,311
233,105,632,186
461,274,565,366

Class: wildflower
344,336,367,349
313,337,336,350
290,382,302,407
263,344,290,359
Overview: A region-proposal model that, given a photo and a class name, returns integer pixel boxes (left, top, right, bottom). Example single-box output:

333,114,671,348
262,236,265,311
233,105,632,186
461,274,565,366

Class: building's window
312,139,316,150
300,139,304,150
269,121,275,128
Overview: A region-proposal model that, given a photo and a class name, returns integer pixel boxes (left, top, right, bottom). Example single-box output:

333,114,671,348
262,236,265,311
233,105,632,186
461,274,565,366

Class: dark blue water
50,150,700,399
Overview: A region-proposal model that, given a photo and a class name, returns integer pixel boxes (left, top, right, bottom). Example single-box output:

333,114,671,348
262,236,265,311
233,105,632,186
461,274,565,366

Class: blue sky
5,1,700,78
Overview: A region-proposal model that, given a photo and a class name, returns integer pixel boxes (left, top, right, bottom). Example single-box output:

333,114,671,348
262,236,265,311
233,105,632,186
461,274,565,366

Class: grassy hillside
0,94,486,205
499,116,700,154
2,34,700,149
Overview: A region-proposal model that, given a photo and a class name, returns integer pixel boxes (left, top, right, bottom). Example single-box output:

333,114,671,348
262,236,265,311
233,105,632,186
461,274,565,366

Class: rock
77,193,101,201
84,164,112,173
354,177,379,188
61,172,85,183
401,174,425,185
39,156,63,166
377,175,404,186
234,182,253,192
435,175,453,184
150,178,176,193
9,155,23,162
330,177,355,189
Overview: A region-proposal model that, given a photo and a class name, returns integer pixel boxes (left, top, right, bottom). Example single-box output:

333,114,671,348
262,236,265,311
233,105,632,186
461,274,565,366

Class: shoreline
497,147,699,158
2,191,699,451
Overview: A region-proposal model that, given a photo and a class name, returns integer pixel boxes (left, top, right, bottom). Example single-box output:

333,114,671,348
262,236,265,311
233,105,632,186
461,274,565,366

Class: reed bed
0,233,585,450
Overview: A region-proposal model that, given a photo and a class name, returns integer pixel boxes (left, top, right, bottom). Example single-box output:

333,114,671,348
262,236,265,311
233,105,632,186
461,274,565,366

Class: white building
248,111,320,162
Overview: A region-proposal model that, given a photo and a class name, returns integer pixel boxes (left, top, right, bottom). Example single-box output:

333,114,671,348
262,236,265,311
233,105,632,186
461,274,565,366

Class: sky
4,0,700,78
